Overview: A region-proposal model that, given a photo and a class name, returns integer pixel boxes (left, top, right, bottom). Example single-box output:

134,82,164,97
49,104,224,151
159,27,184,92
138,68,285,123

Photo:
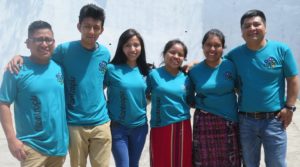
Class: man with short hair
53,4,112,167
226,9,299,167
0,20,68,167
7,4,112,167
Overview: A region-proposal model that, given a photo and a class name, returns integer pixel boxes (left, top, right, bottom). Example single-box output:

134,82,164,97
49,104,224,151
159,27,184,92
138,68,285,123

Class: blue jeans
111,122,148,167
239,114,287,167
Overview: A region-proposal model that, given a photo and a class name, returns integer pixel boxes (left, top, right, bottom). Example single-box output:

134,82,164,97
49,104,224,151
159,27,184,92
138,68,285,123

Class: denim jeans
111,123,148,167
239,114,287,167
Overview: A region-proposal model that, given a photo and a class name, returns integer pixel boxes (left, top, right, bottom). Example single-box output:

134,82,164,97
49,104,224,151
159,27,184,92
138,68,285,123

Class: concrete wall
1,0,299,79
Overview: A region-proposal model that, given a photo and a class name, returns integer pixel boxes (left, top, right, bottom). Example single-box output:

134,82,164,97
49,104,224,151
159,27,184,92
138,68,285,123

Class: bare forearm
286,76,300,106
0,103,16,141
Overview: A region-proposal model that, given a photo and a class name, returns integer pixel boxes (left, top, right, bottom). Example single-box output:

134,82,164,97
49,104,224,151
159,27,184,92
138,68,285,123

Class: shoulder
221,59,235,67
98,44,111,55
225,44,246,59
189,61,205,74
106,63,119,72
148,68,161,78
54,41,80,55
49,59,63,69
267,40,290,50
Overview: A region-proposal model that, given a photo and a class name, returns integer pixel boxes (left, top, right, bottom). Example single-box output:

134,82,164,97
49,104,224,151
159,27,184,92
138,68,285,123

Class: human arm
277,76,300,129
0,103,27,161
182,60,199,73
6,55,24,74
186,76,195,108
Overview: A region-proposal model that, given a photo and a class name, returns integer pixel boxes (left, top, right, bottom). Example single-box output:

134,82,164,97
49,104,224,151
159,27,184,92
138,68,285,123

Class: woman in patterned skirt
189,29,241,167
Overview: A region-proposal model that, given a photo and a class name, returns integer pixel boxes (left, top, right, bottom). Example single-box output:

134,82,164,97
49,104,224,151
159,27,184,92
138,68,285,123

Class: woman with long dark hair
105,29,150,167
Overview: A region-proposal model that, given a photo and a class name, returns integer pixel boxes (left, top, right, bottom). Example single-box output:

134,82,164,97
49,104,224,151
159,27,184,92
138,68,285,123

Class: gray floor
1,102,300,167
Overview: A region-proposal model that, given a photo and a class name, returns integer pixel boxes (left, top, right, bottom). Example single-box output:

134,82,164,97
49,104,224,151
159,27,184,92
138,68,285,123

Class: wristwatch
285,105,296,112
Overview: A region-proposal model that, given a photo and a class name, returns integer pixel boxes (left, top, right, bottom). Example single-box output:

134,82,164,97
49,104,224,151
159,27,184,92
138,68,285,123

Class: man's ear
25,39,30,49
77,23,81,32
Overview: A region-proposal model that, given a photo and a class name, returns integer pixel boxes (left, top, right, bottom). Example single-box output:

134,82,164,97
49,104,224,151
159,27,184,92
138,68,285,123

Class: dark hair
240,9,266,27
202,29,226,48
111,29,150,76
163,39,188,59
28,20,53,38
79,4,105,26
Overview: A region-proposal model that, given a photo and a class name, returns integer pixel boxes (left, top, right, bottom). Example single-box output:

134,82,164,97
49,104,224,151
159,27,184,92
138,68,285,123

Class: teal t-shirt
0,57,68,156
147,67,192,128
104,64,147,128
189,59,238,122
226,40,298,112
52,41,110,126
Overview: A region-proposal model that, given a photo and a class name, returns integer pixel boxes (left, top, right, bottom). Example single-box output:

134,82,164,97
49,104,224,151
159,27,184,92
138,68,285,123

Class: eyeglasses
28,37,55,45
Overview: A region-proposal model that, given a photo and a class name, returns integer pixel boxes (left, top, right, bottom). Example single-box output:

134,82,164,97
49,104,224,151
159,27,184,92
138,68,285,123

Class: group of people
0,3,298,167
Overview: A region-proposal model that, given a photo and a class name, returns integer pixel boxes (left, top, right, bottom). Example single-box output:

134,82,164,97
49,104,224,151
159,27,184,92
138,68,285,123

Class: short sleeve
0,71,17,104
283,46,298,77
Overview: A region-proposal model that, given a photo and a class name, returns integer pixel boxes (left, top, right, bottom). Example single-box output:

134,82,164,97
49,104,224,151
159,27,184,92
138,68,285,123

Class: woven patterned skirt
193,109,241,167
150,119,192,167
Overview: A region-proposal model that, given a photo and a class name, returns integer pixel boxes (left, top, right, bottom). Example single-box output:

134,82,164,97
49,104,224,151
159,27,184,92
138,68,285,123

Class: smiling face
122,35,141,67
241,16,266,45
164,43,185,70
77,17,103,49
202,34,223,66
26,28,55,64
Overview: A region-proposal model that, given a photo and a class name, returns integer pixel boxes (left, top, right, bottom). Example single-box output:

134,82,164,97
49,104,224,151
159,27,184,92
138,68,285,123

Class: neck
81,41,97,50
246,39,267,51
205,59,221,68
127,61,137,68
165,65,180,76
29,55,49,65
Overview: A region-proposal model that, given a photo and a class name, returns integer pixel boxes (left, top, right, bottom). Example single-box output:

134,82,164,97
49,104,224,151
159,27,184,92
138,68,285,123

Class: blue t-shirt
104,64,147,128
52,41,110,126
0,57,68,156
226,40,298,112
189,59,238,122
147,67,192,128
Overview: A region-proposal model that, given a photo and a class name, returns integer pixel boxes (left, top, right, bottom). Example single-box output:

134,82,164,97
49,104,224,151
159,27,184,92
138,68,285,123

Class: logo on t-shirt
31,95,43,131
264,57,276,68
99,61,108,74
68,76,77,110
224,71,233,80
56,73,64,84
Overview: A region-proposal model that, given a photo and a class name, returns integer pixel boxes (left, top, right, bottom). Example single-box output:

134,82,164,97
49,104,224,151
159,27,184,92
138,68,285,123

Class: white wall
1,0,300,79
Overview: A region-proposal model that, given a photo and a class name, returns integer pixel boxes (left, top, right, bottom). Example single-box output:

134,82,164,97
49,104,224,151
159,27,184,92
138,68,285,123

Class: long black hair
111,28,150,76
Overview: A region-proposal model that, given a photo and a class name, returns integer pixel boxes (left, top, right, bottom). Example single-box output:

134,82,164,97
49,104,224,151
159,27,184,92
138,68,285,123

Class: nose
88,27,95,34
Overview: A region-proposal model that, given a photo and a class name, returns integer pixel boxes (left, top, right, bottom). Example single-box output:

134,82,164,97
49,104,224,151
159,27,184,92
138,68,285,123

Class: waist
239,110,280,120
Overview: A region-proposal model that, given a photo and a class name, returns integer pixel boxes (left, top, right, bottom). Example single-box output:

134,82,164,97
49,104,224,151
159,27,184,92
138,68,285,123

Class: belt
239,111,280,120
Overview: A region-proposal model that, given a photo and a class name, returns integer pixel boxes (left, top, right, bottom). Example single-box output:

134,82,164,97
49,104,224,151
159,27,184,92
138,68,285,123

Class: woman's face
202,35,223,63
122,35,141,64
164,43,185,69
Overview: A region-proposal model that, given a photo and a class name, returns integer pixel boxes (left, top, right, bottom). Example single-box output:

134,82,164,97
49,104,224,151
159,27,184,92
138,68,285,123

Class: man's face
241,16,266,44
27,28,55,63
78,17,103,48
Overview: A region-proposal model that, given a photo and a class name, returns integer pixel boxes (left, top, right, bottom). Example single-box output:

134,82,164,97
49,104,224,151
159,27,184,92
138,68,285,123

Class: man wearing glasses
0,20,69,167
6,4,112,167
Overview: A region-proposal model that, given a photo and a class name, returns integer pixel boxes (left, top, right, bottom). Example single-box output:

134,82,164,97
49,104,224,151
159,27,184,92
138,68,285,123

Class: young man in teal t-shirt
6,4,112,167
0,21,68,167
